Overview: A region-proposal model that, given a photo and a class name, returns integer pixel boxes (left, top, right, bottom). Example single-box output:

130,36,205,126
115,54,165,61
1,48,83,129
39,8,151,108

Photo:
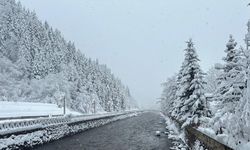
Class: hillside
0,0,137,113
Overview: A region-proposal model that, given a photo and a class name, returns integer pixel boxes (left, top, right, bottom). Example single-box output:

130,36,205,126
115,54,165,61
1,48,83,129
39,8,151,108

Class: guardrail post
63,97,66,115
94,100,96,114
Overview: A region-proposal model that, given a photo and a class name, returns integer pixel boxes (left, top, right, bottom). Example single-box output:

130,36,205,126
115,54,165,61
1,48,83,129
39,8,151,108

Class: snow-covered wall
186,126,233,150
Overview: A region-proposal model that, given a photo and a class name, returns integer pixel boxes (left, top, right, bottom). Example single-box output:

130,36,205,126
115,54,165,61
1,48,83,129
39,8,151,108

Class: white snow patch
0,101,82,118
237,142,250,150
160,113,188,150
155,130,161,136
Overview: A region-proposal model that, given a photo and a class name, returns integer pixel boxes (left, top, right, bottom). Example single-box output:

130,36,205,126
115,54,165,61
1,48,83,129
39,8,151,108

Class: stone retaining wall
185,126,233,150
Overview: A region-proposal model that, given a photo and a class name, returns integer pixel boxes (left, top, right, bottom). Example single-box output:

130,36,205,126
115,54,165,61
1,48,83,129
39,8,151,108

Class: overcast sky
19,0,250,109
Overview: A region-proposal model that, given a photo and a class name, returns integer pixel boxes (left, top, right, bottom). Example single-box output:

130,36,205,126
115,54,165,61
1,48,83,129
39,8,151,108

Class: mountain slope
0,0,137,113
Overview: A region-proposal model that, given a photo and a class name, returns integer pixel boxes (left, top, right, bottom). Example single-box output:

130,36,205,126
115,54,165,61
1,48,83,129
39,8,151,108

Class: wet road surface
34,112,173,150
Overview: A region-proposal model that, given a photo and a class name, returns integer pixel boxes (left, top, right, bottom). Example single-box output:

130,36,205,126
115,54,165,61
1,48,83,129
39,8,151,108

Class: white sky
19,0,250,109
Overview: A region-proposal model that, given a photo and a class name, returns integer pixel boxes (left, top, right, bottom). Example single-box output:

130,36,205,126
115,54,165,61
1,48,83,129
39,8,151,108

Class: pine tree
204,65,222,93
161,75,178,116
175,39,207,126
214,35,245,113
227,30,250,141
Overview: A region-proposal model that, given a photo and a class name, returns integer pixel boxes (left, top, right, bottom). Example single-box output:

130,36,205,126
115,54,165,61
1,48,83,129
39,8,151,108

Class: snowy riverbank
0,111,139,150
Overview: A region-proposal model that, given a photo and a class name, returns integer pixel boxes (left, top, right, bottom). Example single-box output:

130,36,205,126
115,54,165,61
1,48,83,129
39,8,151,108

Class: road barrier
0,110,141,150
163,113,234,150
0,110,140,138
185,126,233,150
0,116,71,138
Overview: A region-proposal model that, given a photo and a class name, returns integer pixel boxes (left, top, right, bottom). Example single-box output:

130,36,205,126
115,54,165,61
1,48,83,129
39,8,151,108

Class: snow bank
198,126,250,150
237,142,250,150
0,101,82,118
160,113,188,150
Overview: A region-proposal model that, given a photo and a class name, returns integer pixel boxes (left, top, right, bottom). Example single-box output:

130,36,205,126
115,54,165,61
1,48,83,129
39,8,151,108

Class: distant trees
0,0,137,113
160,75,177,116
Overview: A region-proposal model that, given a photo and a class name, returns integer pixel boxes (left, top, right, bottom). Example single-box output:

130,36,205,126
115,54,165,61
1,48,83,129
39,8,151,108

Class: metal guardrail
0,116,71,137
161,113,234,150
0,110,141,138
185,126,234,150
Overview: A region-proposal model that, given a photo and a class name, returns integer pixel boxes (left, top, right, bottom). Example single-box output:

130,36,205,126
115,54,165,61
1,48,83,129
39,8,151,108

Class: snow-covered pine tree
170,64,184,118
214,35,245,113
160,75,178,116
225,23,250,141
209,35,246,137
204,65,222,94
175,39,207,127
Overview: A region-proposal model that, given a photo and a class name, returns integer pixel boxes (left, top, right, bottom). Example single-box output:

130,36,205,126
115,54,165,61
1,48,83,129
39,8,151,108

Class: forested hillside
0,0,137,113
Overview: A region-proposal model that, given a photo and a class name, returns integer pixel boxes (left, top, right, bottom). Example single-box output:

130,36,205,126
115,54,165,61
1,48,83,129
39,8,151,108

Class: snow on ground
0,101,82,118
197,100,250,150
160,113,188,150
198,126,250,150
0,118,34,124
237,142,250,150
160,113,209,150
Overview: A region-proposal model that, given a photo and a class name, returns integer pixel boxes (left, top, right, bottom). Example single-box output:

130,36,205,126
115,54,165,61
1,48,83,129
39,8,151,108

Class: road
34,112,173,150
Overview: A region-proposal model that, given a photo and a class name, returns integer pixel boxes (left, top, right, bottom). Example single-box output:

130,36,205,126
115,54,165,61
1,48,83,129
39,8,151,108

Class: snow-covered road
34,111,173,150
